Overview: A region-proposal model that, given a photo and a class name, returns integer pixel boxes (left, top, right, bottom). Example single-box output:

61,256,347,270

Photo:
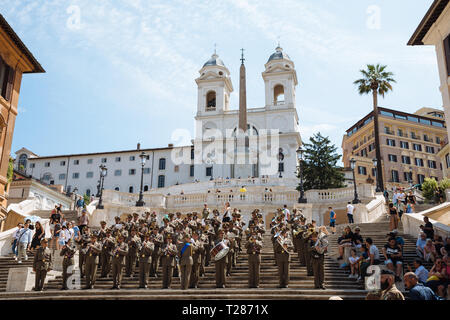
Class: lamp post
72,187,78,211
350,158,361,204
136,152,147,207
296,146,307,203
278,149,284,178
97,164,107,209
409,166,413,189
372,157,382,192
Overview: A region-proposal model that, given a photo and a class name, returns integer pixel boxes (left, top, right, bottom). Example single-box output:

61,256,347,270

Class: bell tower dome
262,46,298,110
195,52,233,116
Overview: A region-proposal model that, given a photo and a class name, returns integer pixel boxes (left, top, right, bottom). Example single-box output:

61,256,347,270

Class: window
372,168,377,177
87,159,93,164
129,186,134,193
358,166,367,175
114,170,122,176
386,139,396,147
29,163,35,168
411,132,419,140
413,144,422,152
446,153,450,169
143,168,150,174
428,160,437,169
407,116,419,123
59,174,66,180
206,91,216,110
443,34,450,75
425,146,435,154
86,172,94,178
380,111,394,117
401,156,411,165
73,173,79,179
60,161,66,166
274,84,285,105
191,148,195,160
400,141,409,149
404,172,412,182
129,156,135,161
144,185,149,192
432,121,444,128
423,134,432,142
159,158,166,170
101,158,107,163
74,160,79,165
388,154,397,162
114,187,120,191
415,158,424,167
420,118,431,125
395,114,407,120
368,143,375,152
45,162,50,167
397,129,405,137
436,137,441,144
0,57,14,101
42,173,51,181
129,169,136,175
115,157,121,162
417,174,425,184
158,175,165,188
384,126,393,134
360,148,368,157
206,167,213,177
190,165,194,177
86,189,91,197
391,170,399,183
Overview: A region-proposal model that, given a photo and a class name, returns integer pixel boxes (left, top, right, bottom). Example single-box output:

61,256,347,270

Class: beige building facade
0,15,44,231
342,107,447,190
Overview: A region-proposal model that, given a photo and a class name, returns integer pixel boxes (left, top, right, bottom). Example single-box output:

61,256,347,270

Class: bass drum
210,241,229,261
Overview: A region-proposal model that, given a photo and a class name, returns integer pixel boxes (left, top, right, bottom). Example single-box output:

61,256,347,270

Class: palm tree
354,64,396,192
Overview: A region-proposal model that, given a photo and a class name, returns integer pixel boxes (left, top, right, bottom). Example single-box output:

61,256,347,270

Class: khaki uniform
100,236,115,277
295,225,307,266
160,243,177,288
189,239,202,288
138,241,154,288
125,235,141,277
381,284,405,300
78,234,90,278
213,238,227,288
60,244,76,289
111,242,128,288
310,234,328,288
225,232,235,276
303,232,313,275
199,234,209,275
33,247,52,291
150,233,163,277
274,237,291,288
84,241,102,289
178,241,193,290
246,240,262,288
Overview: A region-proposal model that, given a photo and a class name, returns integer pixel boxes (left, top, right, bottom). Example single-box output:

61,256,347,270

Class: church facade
14,46,302,196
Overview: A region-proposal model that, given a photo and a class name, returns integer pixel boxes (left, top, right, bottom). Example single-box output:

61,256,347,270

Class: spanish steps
0,211,424,300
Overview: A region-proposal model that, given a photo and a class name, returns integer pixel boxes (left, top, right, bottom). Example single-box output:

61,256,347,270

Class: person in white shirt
283,205,290,222
11,223,23,259
17,222,33,264
346,202,355,224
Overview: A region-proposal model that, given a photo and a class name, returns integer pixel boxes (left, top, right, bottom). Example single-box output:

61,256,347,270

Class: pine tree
297,132,345,191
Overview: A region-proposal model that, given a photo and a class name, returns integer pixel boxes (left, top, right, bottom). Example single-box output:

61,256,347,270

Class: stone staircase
0,232,368,300
31,210,78,223
327,216,432,291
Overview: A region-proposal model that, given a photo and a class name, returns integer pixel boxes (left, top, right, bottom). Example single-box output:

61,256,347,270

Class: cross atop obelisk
239,48,247,132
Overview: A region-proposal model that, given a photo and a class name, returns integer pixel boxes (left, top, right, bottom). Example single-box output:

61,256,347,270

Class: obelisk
239,48,247,133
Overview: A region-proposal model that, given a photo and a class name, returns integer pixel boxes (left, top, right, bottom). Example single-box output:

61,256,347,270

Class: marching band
35,205,328,291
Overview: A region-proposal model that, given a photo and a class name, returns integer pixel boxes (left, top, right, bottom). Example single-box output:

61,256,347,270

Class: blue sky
3,0,441,160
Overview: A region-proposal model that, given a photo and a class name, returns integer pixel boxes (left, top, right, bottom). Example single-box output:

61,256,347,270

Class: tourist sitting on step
432,235,445,258
423,239,438,263
348,249,360,279
407,259,429,284
359,238,381,282
337,226,354,260
441,237,450,257
383,237,403,282
352,226,363,249
424,257,448,297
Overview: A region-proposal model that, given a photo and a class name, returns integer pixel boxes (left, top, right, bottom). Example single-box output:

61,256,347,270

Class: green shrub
422,178,438,201
438,178,450,200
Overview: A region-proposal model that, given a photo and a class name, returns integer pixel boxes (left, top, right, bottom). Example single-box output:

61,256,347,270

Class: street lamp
97,164,107,209
136,152,147,207
296,146,307,203
350,158,361,204
278,149,284,178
